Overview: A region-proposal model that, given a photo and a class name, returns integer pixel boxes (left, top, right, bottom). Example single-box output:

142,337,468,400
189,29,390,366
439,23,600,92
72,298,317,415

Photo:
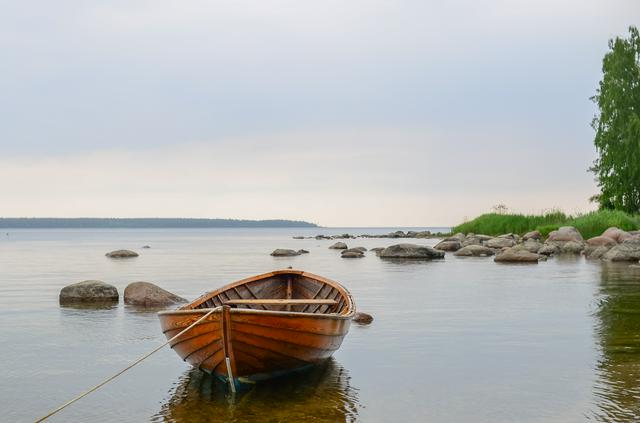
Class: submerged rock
341,250,365,258
329,242,348,250
124,281,186,307
297,249,310,254
453,245,495,257
270,249,301,257
379,243,445,259
352,312,374,325
494,248,539,263
59,280,119,304
584,245,612,259
142,245,151,249
105,249,139,258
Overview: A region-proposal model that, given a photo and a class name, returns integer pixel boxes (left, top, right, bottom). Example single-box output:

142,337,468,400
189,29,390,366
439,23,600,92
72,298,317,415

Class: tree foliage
591,26,640,213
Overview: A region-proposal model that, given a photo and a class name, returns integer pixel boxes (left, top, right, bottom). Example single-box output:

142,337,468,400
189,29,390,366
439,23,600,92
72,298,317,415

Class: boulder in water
105,249,139,258
271,249,301,257
329,242,348,250
124,281,186,307
454,245,495,257
379,244,445,259
59,280,119,304
494,248,539,263
352,312,374,325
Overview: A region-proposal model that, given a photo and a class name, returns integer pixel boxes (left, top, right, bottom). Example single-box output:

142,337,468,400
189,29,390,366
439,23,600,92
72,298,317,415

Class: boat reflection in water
592,263,640,421
152,358,359,422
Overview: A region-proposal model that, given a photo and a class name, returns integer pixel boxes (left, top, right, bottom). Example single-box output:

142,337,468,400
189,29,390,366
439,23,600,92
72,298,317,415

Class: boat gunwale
158,269,355,319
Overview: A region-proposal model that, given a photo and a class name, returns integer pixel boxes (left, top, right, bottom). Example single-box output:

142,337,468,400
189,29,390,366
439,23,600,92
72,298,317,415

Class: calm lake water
2,228,640,422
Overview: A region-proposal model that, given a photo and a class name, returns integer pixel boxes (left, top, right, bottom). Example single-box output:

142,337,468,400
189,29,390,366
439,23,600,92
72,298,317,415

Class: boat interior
189,272,351,315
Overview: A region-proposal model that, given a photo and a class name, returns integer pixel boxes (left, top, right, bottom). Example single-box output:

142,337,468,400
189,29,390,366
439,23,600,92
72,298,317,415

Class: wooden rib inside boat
158,269,355,386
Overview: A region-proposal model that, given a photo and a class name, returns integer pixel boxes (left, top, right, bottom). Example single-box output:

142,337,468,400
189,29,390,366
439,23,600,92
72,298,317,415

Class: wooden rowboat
158,269,355,387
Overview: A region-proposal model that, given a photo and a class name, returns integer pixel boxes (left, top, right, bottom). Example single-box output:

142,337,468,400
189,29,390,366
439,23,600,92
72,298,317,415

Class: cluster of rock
430,226,640,264
293,230,443,240
270,249,309,257
59,280,186,307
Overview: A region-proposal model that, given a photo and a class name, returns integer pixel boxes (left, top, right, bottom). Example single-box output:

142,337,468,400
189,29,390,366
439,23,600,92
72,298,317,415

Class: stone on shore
547,226,584,243
124,281,187,307
271,249,301,257
602,227,633,243
584,245,612,259
603,238,640,262
59,280,119,304
538,243,560,256
523,230,542,241
329,242,348,250
352,312,374,325
561,241,585,254
486,237,516,249
434,240,462,252
105,249,139,258
379,243,445,259
586,236,618,247
494,248,540,263
453,245,496,257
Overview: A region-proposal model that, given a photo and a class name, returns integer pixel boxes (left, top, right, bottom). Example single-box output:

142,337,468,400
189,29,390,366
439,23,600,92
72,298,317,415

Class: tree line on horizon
0,218,318,228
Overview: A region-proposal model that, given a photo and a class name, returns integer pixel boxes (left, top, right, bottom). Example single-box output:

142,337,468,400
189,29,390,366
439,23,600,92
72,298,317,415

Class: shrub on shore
452,210,640,239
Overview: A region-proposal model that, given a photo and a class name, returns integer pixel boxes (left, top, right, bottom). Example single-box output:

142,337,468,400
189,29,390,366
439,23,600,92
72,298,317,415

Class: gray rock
379,243,445,259
270,249,301,257
584,245,612,259
59,280,119,304
561,241,585,254
142,245,151,249
297,249,310,254
443,233,466,242
513,240,542,253
105,249,139,258
453,245,496,257
486,237,516,249
538,243,561,256
434,240,462,251
522,230,542,241
329,242,348,250
292,236,305,239
547,226,584,243
124,281,186,307
352,312,374,324
494,248,540,263
341,250,365,258
352,246,367,252
603,238,640,262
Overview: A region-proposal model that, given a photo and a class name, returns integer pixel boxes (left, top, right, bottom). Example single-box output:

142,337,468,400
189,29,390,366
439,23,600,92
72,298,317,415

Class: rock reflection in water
152,358,358,422
592,263,640,421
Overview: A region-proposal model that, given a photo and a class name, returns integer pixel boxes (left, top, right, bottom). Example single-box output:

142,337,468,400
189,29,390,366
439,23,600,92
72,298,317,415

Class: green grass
452,210,640,239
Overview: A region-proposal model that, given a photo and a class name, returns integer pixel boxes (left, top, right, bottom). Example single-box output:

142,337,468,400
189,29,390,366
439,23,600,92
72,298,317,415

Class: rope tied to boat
35,307,219,422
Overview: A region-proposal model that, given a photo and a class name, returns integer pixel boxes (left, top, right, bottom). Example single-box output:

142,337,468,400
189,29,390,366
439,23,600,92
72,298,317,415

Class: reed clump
452,210,640,239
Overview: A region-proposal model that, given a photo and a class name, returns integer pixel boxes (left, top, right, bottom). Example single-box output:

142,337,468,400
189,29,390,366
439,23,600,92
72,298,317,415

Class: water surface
1,228,640,422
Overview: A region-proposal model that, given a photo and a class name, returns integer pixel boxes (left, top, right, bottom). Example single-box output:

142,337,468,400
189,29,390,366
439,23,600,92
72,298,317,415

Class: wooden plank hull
158,270,354,384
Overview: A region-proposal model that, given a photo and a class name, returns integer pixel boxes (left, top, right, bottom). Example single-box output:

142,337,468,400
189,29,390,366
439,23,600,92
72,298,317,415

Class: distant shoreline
0,218,318,228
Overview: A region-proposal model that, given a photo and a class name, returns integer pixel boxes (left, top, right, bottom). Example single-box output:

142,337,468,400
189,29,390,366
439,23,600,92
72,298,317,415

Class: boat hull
159,307,351,381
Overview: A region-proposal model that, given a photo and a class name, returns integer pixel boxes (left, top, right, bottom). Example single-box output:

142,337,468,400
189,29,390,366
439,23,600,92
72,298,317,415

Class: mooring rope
35,307,219,422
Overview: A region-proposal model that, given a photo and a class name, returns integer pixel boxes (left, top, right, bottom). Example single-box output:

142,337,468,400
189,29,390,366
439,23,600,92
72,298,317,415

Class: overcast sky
1,0,639,226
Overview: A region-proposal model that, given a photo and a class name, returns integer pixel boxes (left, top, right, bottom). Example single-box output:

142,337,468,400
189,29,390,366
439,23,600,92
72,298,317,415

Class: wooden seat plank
223,299,337,306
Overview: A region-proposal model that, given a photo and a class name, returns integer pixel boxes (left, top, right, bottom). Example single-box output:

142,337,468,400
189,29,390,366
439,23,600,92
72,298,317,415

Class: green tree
591,26,640,213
